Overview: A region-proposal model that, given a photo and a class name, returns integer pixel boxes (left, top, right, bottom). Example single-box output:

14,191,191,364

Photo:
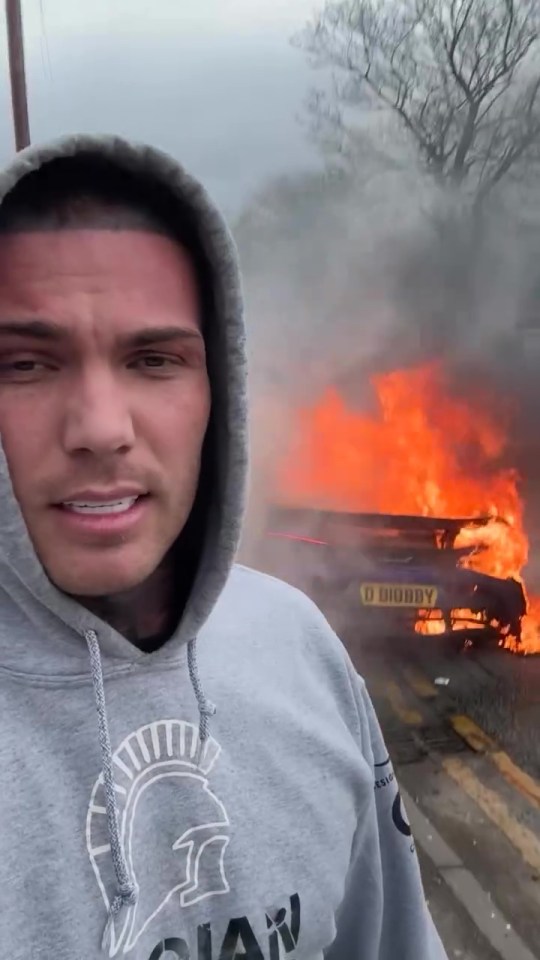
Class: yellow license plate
360,582,438,608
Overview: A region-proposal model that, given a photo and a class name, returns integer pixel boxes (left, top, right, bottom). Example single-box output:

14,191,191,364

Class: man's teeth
63,497,139,515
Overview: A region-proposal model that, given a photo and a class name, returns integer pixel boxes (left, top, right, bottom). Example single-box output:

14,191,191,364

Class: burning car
272,361,540,653
261,505,527,647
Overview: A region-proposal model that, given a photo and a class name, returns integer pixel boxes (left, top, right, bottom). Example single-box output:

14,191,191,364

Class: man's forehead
0,228,203,334
0,227,194,273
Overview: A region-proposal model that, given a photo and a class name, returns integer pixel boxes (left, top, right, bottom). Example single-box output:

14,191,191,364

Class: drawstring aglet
101,882,139,951
195,698,216,765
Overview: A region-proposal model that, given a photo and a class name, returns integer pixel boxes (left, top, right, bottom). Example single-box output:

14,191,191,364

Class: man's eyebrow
0,320,204,347
0,319,66,339
120,326,204,348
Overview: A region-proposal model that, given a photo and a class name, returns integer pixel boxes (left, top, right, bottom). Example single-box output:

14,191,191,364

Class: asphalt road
334,618,540,960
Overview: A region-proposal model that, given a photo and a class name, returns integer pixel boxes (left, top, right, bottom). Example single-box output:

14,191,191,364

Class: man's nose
61,370,135,456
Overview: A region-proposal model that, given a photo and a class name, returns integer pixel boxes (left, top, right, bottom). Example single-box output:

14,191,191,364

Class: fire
278,363,540,653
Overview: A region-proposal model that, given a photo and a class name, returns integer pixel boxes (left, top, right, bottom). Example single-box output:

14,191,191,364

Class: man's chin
47,555,161,599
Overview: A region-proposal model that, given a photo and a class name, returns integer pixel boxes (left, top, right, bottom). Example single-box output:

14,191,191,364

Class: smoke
233,158,540,581
234,159,428,563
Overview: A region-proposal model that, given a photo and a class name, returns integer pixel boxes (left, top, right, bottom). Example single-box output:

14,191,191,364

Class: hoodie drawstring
85,629,139,949
187,637,216,764
84,628,216,951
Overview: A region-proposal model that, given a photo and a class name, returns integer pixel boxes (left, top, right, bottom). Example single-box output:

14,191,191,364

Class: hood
0,133,248,680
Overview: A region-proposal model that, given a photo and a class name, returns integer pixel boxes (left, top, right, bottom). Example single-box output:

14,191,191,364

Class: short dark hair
0,153,212,324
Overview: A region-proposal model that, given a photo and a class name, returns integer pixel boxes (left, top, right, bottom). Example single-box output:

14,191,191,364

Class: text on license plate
360,582,438,608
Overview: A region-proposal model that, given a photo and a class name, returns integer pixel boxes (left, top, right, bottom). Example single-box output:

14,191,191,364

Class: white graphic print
86,720,230,957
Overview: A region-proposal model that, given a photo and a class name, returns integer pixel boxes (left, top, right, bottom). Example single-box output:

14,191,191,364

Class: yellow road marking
385,681,423,726
450,715,540,812
451,714,498,753
491,752,540,812
443,757,540,874
402,666,438,700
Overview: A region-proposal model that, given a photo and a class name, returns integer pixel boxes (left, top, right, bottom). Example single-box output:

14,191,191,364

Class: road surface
337,623,540,960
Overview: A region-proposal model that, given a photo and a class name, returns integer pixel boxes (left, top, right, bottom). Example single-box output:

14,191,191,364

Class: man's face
0,227,210,596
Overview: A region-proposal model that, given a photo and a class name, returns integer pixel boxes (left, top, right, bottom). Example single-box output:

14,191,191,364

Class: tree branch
295,0,540,207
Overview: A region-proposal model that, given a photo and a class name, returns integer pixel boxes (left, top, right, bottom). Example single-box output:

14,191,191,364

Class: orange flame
278,363,540,653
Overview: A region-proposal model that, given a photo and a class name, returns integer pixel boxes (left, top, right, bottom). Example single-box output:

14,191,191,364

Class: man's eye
130,354,183,372
12,360,41,371
142,356,169,367
0,357,52,380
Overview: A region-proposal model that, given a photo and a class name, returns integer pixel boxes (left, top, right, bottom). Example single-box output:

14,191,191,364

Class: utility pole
5,0,30,150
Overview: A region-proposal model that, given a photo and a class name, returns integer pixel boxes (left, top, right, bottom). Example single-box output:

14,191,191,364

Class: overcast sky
0,0,323,216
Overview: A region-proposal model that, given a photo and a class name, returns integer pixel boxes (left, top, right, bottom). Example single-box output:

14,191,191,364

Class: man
0,135,446,959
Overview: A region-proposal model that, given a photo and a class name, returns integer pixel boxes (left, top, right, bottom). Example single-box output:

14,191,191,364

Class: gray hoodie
0,135,447,960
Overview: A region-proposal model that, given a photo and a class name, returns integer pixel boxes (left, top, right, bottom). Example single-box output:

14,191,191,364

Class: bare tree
296,0,540,207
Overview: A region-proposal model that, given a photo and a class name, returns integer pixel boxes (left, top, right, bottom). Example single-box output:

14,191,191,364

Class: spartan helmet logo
86,720,230,957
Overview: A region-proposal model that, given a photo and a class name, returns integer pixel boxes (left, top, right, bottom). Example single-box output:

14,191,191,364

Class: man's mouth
61,496,141,516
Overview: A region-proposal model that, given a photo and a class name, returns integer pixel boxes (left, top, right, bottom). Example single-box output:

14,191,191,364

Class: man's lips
51,493,150,532
60,497,141,516
54,486,148,505
51,489,151,522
